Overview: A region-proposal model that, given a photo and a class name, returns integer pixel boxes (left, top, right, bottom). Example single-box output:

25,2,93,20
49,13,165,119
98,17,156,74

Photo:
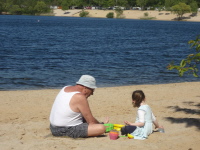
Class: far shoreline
1,9,200,22
1,81,200,91
53,9,200,22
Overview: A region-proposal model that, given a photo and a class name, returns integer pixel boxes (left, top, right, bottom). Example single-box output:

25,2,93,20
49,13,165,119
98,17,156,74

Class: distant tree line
0,0,199,15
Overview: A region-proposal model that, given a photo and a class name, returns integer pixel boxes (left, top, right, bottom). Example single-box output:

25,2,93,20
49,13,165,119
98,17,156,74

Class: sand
0,82,200,150
53,9,200,22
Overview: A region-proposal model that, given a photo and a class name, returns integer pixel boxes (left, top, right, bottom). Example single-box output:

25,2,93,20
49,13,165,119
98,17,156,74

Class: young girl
121,90,164,140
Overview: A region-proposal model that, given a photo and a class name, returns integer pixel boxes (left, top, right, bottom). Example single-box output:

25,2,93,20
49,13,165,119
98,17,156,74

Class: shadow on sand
165,101,200,130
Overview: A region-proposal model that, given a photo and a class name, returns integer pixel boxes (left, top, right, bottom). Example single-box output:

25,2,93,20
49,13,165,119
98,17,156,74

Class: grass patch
140,17,156,20
140,12,156,20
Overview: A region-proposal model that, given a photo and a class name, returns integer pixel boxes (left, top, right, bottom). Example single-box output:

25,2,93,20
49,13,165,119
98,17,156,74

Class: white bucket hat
76,75,97,89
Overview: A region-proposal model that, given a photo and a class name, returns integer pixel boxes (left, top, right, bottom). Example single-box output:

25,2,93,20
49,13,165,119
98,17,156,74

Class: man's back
50,86,83,127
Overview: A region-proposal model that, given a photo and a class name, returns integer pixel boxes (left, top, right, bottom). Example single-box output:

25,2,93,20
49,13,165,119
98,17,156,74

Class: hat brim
76,82,97,89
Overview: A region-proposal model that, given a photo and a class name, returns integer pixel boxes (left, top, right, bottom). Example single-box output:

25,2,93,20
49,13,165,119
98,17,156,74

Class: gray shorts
50,123,88,138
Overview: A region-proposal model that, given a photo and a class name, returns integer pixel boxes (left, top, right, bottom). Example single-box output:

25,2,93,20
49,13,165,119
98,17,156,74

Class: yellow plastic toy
114,124,125,128
113,124,125,131
127,134,134,139
104,124,125,133
113,127,121,131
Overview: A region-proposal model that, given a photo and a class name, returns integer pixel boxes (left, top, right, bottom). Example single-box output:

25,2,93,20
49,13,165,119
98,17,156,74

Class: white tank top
50,86,83,127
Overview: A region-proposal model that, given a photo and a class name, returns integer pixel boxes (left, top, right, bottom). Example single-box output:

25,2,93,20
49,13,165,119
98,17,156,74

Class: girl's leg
121,125,137,135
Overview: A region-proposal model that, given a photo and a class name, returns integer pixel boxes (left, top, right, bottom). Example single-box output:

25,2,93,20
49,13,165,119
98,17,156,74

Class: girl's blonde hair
132,90,145,107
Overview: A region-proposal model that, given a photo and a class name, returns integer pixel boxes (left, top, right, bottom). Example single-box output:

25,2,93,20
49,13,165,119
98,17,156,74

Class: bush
144,12,149,17
79,10,89,17
106,12,114,18
115,7,124,18
140,12,156,20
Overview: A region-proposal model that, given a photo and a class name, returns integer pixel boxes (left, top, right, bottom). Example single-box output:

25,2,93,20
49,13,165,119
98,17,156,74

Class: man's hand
103,117,109,124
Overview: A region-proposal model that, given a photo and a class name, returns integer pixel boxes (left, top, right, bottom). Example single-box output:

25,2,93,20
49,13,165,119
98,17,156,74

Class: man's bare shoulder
64,86,77,92
71,92,86,103
73,92,84,98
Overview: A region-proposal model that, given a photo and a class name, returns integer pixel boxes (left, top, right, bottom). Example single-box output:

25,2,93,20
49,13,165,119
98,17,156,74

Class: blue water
0,15,200,90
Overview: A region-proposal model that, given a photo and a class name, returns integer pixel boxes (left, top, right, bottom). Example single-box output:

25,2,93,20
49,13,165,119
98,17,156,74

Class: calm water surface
0,15,200,90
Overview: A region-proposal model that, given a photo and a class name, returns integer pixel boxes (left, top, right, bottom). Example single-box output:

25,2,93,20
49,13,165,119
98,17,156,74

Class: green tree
1,0,199,15
147,0,164,8
0,1,6,13
115,6,124,18
165,0,179,10
117,0,128,6
9,5,22,14
189,0,198,13
93,0,104,6
171,2,191,20
22,0,37,15
167,36,200,77
60,0,71,10
0,0,13,13
107,0,115,7
127,0,137,8
136,0,148,10
34,1,49,14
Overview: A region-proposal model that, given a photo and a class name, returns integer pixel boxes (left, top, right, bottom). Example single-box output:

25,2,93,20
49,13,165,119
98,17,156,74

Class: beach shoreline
53,9,200,22
1,81,200,150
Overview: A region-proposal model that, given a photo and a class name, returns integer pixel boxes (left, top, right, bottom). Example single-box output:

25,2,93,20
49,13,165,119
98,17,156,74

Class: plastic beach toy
104,124,114,132
127,134,134,139
119,134,134,139
158,128,165,133
113,124,125,131
109,130,119,140
104,124,125,133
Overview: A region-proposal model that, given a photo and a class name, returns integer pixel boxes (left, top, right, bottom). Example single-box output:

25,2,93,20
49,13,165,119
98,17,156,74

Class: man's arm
71,93,100,124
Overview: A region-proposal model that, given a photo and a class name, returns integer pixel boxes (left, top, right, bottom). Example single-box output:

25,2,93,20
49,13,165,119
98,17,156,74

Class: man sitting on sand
49,75,109,138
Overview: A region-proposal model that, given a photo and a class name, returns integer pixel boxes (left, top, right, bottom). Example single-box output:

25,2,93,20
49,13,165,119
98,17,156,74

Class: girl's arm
124,120,144,127
152,112,164,129
124,110,145,127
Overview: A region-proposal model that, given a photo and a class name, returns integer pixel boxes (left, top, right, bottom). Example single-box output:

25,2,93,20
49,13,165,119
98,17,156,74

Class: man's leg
87,124,106,137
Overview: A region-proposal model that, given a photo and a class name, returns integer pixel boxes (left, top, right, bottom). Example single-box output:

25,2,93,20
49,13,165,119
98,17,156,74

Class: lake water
0,15,200,90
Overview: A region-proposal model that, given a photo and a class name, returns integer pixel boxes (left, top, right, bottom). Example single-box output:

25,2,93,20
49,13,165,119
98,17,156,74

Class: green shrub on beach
140,12,156,20
106,12,114,18
144,12,149,17
79,10,89,17
115,7,124,18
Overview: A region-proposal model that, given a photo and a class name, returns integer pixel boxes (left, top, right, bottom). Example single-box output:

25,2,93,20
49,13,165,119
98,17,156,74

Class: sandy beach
0,82,200,150
53,9,200,22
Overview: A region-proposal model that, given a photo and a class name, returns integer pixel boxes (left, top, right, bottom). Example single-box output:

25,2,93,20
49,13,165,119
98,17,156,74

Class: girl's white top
131,104,156,140
50,86,83,127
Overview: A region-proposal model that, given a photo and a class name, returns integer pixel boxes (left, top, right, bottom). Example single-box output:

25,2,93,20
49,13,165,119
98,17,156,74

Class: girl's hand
155,125,164,129
124,120,132,125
